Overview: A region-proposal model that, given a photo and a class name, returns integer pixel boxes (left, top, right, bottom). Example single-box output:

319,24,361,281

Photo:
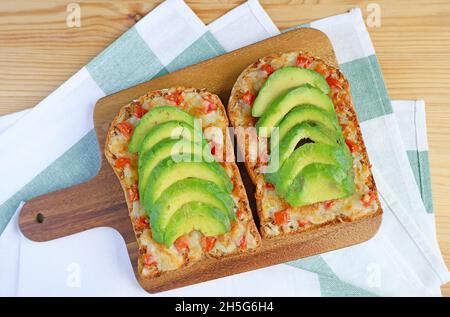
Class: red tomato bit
174,236,190,252
265,182,275,190
345,139,357,153
242,91,255,105
360,192,377,208
296,55,312,68
324,200,336,209
143,253,157,267
165,91,183,105
127,186,139,202
209,142,216,155
239,234,247,250
115,157,131,169
274,209,289,225
203,95,217,113
117,122,133,139
135,215,149,231
236,209,244,220
202,236,217,252
206,102,217,113
298,219,309,227
262,63,274,76
326,76,343,90
133,105,148,119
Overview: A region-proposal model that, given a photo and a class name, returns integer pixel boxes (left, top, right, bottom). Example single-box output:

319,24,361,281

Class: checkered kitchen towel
0,0,448,296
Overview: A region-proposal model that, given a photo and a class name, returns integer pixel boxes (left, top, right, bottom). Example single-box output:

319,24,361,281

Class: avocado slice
138,121,202,161
265,122,342,184
129,106,196,153
277,105,340,141
138,139,211,202
274,143,351,197
252,67,330,117
256,84,335,137
285,163,355,207
150,178,236,243
163,201,231,247
277,122,342,167
143,157,233,209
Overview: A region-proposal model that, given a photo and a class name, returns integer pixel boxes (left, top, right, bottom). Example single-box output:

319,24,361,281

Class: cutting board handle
19,163,133,242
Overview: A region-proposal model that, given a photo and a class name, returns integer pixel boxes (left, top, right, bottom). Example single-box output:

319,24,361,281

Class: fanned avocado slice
143,157,233,209
277,105,340,140
150,178,236,243
285,163,355,207
163,202,231,247
138,139,212,202
138,121,203,162
252,67,330,117
265,122,342,185
129,106,196,153
274,143,351,197
256,84,334,137
277,122,342,167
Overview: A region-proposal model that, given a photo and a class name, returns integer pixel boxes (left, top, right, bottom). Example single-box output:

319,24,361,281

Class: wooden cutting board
19,28,381,293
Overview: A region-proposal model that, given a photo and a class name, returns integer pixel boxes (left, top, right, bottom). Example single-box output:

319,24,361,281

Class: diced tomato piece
203,95,217,113
345,139,357,153
326,76,343,90
274,209,289,225
265,182,275,190
165,91,183,105
242,91,255,105
135,215,149,231
324,200,336,209
239,234,247,250
236,209,244,220
206,102,217,113
143,253,157,267
174,236,190,252
117,122,133,138
298,219,309,227
296,55,311,68
115,157,131,169
133,105,148,119
127,186,139,202
360,191,377,208
262,63,274,76
202,236,217,252
210,142,216,155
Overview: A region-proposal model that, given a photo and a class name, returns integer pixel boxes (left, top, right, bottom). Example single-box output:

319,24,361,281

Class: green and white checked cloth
0,0,448,296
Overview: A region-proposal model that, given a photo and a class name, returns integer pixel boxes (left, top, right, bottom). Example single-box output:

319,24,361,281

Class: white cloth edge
373,167,450,284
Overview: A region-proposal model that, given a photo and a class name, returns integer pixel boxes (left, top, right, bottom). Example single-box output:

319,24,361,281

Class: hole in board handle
36,213,45,223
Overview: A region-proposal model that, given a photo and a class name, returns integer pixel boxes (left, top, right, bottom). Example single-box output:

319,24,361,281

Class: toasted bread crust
227,52,382,238
105,87,261,279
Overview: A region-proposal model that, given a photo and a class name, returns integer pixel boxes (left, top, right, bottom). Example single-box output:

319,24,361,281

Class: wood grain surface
1,0,449,295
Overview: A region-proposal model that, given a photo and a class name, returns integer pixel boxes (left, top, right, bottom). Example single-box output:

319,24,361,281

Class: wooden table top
1,0,449,296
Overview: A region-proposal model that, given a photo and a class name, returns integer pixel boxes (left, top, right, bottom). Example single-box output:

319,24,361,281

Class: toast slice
105,87,261,279
227,52,382,238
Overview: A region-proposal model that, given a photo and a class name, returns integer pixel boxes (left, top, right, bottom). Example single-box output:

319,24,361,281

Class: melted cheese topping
229,52,379,238
106,88,260,278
